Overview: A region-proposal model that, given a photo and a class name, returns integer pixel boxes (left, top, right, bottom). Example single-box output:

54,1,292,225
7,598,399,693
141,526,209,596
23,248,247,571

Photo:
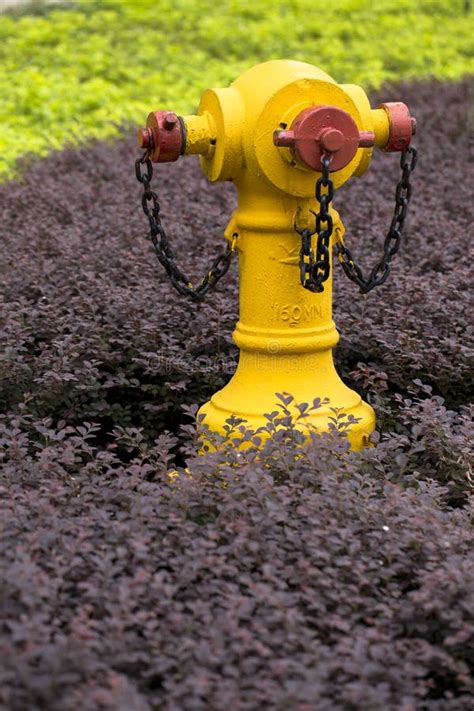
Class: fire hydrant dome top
232,59,336,97
196,59,375,195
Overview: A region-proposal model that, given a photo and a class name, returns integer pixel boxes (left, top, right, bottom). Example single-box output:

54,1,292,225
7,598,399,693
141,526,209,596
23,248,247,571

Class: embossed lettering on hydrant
272,302,323,325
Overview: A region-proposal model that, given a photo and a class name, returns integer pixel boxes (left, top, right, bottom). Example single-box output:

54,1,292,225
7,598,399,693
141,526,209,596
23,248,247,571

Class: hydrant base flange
198,386,375,451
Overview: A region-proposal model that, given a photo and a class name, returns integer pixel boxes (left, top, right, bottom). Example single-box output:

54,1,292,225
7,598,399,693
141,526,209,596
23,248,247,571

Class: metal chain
335,146,417,294
136,141,416,299
135,153,235,300
296,156,334,292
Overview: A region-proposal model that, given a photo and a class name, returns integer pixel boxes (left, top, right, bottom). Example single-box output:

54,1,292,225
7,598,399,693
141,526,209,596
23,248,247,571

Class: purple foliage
0,79,473,709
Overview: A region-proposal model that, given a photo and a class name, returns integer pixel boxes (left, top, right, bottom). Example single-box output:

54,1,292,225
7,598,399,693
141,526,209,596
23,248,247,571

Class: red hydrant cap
273,105,375,172
378,102,416,152
137,110,184,162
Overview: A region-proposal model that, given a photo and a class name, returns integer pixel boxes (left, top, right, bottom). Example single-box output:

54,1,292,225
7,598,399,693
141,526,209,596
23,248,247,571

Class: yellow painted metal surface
181,60,392,449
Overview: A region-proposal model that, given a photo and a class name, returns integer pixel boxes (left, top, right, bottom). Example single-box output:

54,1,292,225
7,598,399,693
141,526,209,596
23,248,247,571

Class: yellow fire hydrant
136,60,416,449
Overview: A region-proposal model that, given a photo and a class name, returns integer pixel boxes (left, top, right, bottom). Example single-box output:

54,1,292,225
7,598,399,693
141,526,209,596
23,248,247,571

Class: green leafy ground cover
1,0,472,177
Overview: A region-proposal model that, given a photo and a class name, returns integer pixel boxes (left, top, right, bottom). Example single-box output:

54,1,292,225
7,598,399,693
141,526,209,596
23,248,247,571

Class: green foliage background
0,0,472,177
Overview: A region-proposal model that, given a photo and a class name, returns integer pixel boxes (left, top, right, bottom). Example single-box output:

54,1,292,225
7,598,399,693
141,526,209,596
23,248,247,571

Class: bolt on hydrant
135,60,417,449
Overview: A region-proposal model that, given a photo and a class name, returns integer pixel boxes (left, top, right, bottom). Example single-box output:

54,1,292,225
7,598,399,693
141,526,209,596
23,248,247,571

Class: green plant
0,0,472,177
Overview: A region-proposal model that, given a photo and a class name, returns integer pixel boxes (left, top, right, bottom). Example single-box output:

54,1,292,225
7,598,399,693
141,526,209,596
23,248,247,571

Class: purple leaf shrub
0,79,473,709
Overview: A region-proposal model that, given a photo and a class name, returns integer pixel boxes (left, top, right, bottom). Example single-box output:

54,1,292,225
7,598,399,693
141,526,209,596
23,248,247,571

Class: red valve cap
378,102,416,152
273,105,374,172
137,110,184,162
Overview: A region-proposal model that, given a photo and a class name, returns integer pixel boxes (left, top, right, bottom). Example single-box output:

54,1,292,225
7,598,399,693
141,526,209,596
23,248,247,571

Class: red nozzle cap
378,102,416,152
274,105,374,172
137,110,184,162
